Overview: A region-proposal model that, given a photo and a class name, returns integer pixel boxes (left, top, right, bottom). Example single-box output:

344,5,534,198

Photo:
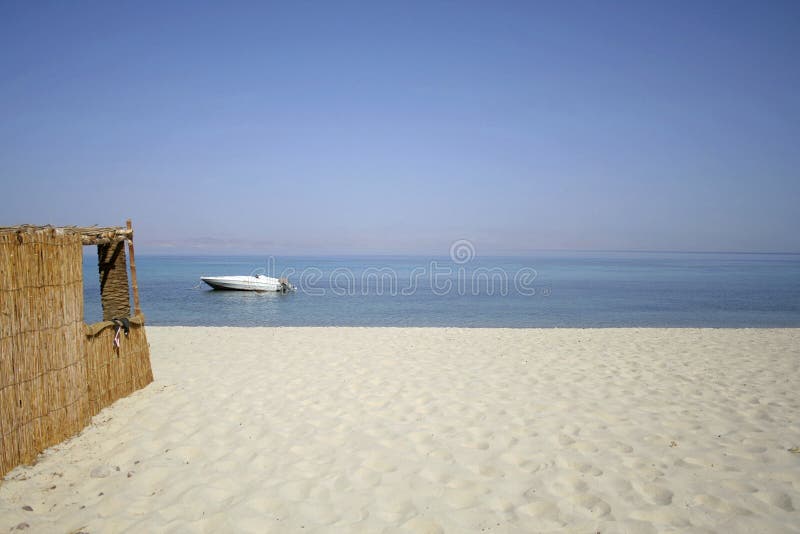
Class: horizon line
125,248,800,257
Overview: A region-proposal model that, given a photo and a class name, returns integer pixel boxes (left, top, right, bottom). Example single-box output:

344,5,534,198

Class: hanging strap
111,317,131,348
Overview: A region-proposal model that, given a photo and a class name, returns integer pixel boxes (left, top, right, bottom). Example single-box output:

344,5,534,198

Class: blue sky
1,1,798,254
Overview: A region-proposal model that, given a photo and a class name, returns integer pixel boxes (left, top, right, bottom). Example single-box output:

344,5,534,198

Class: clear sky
1,1,798,254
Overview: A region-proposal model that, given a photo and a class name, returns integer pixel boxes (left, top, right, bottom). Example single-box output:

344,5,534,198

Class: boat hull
201,276,289,292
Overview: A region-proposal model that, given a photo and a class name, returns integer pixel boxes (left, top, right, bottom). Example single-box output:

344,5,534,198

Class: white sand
2,327,800,533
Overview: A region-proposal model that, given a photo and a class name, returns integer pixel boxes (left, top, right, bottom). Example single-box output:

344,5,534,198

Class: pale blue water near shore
83,252,800,327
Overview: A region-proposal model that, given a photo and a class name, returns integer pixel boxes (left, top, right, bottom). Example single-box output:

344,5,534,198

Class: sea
82,252,800,327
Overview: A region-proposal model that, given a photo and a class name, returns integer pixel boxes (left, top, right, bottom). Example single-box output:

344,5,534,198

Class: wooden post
126,219,142,316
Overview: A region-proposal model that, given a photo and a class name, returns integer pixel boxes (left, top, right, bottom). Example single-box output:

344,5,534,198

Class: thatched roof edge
0,225,133,245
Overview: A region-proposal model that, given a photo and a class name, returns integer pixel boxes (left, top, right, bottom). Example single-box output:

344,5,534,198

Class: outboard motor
278,277,295,293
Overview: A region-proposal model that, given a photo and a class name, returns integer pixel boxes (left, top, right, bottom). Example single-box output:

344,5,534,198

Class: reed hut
0,220,153,477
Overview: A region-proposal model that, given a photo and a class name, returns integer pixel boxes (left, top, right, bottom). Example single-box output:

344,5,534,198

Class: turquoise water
83,252,800,327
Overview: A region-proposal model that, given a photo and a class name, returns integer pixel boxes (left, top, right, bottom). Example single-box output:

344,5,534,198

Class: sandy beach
1,327,799,533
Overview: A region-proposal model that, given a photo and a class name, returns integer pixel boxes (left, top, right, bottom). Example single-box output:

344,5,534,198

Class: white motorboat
201,274,295,292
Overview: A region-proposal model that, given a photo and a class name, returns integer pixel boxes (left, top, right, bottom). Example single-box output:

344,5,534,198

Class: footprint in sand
427,449,453,462
754,490,794,511
442,482,488,510
679,456,709,469
574,440,600,454
565,494,613,519
374,494,416,523
413,443,436,457
718,480,758,493
612,441,634,453
294,501,340,526
278,480,312,501
517,460,552,474
239,492,289,516
629,506,692,527
633,482,673,505
407,431,434,445
460,440,490,450
547,472,589,496
291,460,328,479
362,453,398,473
516,500,564,528
555,457,602,476
400,516,444,534
417,465,450,484
492,435,519,450
692,494,753,515
177,483,235,507
466,463,504,478
557,434,576,446
523,486,542,500
350,467,382,489
488,497,515,513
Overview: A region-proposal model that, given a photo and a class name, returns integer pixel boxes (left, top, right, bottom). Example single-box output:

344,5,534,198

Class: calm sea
82,252,800,327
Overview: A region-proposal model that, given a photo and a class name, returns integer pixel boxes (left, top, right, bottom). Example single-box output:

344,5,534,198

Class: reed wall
85,316,153,417
0,228,89,476
0,226,152,478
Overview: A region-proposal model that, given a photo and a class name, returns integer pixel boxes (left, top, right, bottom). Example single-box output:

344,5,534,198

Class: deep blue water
82,252,800,327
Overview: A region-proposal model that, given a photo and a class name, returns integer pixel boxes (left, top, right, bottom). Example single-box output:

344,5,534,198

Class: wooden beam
1,225,132,246
80,228,132,246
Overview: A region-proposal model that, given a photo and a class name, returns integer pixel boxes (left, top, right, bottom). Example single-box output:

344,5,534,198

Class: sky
1,1,798,255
